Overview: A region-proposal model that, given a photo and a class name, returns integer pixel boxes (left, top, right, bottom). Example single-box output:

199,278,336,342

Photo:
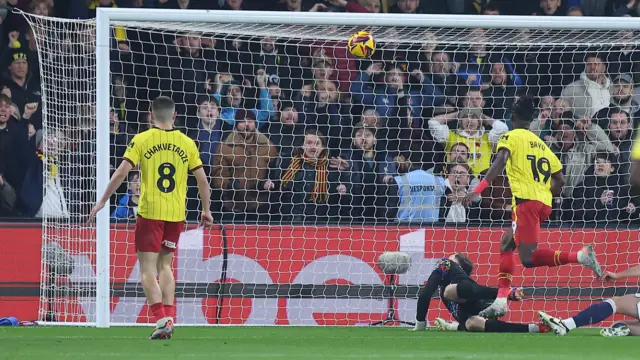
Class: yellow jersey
122,127,203,222
446,131,493,175
496,129,563,207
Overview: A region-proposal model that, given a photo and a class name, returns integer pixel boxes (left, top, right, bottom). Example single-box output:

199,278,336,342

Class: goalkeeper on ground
411,253,550,334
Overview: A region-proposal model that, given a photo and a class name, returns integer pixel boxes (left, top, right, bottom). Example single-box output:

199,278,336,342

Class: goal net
23,9,640,326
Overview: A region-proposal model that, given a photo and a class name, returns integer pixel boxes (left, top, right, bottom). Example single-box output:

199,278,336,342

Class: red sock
497,251,515,298
150,302,166,322
531,248,579,267
164,304,176,320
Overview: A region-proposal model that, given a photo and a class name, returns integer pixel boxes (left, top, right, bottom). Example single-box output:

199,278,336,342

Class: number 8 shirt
123,127,203,222
496,129,563,208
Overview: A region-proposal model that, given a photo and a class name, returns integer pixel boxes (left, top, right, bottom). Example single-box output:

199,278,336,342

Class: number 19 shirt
496,129,563,207
123,127,203,222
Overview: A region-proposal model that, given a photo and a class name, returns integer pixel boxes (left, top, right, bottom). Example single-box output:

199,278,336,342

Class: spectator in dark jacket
594,74,639,128
567,152,638,222
2,49,40,115
0,94,30,215
605,109,634,179
343,123,400,221
265,101,306,158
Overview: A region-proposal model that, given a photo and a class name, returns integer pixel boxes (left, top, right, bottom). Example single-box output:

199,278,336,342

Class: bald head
151,96,176,124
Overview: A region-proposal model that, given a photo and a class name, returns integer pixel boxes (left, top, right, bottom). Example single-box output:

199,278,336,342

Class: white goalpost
22,9,640,328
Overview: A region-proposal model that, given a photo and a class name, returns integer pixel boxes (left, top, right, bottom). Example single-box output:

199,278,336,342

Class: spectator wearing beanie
3,49,40,116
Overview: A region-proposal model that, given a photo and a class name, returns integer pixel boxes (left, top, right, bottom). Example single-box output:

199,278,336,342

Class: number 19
527,155,551,184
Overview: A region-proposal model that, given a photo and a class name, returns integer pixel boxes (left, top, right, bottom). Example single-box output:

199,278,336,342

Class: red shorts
134,216,184,253
512,200,552,247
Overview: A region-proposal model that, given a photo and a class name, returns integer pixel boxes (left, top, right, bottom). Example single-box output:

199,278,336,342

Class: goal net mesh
24,12,640,326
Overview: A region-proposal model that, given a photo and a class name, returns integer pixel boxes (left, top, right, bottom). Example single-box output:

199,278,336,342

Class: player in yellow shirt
463,96,602,318
630,131,640,187
89,96,213,339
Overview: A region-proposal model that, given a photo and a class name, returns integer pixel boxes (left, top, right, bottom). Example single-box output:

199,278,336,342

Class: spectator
426,50,459,102
561,53,611,119
213,110,277,221
21,130,69,219
594,74,639,128
324,0,378,12
343,123,400,221
111,171,140,220
479,163,513,221
609,0,640,16
188,97,224,167
3,49,40,115
605,109,634,177
265,128,347,223
429,107,508,175
483,59,520,123
221,0,246,10
440,161,473,223
395,167,445,223
109,110,128,170
530,99,572,145
265,101,305,158
351,62,444,120
427,142,470,175
213,69,274,130
482,3,502,14
567,5,585,14
160,33,215,116
391,0,421,13
0,94,29,217
302,79,352,154
567,152,638,222
536,0,565,15
551,116,614,198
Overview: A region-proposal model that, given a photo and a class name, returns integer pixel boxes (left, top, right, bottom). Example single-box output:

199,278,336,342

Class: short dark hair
151,96,176,123
595,152,614,164
455,253,474,276
511,95,535,124
482,3,501,13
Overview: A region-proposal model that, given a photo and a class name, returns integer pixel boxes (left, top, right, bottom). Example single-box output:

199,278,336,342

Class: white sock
528,324,540,333
413,320,426,330
562,318,577,330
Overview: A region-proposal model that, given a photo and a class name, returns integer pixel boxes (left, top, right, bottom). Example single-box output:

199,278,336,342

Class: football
348,31,376,58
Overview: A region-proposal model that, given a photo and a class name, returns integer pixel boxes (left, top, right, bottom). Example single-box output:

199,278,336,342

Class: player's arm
550,170,566,197
462,148,509,206
88,160,133,221
192,167,211,215
601,264,640,281
188,139,213,226
411,268,443,331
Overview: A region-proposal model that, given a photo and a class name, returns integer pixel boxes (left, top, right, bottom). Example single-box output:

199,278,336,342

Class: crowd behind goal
1,0,640,226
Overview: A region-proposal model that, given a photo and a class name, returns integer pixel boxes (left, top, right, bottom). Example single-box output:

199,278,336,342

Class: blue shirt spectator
212,70,274,129
395,169,445,223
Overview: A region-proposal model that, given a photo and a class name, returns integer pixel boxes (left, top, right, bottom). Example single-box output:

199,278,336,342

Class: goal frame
92,8,640,328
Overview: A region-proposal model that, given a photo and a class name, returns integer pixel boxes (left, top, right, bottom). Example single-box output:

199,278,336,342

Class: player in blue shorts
539,264,640,337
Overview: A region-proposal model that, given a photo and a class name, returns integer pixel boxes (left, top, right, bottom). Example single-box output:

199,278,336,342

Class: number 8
157,162,176,193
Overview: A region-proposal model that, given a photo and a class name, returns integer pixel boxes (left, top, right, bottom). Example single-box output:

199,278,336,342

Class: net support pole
95,8,112,328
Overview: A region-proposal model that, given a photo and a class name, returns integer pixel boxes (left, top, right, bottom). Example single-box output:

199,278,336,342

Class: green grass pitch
0,326,636,359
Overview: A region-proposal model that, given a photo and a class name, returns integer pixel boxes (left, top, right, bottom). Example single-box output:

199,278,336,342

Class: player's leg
478,228,516,318
444,282,523,303
516,201,602,276
157,221,183,322
465,316,549,333
539,294,640,336
157,250,176,319
134,217,167,325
